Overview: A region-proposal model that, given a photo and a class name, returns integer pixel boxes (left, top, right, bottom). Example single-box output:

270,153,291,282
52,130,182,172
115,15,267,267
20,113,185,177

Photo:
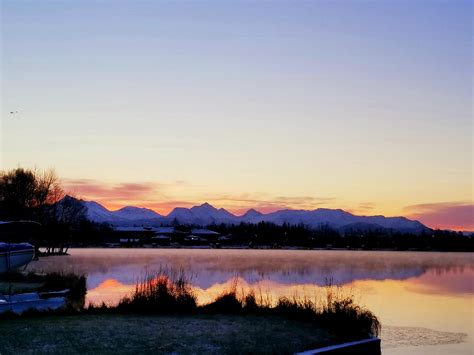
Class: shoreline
38,245,474,254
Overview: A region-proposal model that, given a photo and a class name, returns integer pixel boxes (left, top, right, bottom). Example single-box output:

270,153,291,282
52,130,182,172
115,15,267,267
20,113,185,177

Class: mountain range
73,198,428,234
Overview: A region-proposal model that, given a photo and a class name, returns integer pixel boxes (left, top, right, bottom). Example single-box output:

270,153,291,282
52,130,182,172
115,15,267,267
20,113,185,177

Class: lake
29,249,473,354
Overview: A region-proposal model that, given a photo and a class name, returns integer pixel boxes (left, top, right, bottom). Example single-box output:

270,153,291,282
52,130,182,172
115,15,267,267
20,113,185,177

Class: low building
190,229,220,241
114,227,155,245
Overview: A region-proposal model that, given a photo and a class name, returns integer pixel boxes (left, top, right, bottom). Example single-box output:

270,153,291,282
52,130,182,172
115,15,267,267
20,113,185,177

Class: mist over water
29,249,473,354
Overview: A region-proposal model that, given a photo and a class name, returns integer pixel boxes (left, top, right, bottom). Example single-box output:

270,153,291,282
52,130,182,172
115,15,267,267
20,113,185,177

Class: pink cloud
405,202,474,231
61,178,199,213
61,179,158,201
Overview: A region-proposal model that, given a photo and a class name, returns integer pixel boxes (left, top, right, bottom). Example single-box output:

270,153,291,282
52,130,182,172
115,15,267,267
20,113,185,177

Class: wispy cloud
344,202,377,216
62,179,159,201
404,202,474,231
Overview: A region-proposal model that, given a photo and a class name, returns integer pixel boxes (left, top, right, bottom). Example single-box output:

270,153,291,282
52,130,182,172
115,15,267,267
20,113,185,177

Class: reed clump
117,269,197,314
198,284,380,337
321,293,381,337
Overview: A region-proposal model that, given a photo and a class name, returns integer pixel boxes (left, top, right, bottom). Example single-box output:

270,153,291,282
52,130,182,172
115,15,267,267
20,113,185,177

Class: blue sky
1,0,472,228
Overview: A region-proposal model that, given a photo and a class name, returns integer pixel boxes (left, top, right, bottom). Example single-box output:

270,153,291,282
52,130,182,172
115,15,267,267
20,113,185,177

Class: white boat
0,290,68,314
0,220,39,273
0,242,35,273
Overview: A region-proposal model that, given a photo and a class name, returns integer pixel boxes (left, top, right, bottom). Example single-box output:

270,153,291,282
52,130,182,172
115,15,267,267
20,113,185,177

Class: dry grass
114,268,197,314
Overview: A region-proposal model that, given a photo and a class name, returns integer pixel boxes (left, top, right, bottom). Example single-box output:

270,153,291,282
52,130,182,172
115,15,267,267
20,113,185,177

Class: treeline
0,167,109,252
206,222,473,251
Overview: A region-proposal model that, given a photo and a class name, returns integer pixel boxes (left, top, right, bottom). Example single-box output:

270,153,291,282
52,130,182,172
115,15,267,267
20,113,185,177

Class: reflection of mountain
29,249,474,293
405,268,474,295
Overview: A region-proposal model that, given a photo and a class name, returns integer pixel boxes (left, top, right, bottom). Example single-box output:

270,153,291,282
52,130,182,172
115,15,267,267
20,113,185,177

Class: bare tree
0,167,64,220
35,169,64,206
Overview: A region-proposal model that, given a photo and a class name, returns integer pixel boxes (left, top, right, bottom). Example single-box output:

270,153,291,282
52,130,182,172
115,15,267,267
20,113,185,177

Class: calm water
29,249,473,354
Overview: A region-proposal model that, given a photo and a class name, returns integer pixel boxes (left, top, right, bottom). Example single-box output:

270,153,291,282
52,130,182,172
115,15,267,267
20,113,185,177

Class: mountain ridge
65,196,429,234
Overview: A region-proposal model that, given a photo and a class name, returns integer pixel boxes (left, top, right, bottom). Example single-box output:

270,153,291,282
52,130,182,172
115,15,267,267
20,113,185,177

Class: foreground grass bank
0,270,380,354
0,314,344,354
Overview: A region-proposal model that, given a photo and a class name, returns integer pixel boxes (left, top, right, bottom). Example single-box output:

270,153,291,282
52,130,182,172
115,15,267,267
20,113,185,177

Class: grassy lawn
0,314,340,354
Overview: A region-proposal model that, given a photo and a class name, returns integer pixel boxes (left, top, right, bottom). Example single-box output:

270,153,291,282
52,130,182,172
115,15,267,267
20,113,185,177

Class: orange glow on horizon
61,178,473,231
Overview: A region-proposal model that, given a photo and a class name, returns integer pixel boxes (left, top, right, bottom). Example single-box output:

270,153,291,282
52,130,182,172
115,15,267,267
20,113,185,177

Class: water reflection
29,249,474,292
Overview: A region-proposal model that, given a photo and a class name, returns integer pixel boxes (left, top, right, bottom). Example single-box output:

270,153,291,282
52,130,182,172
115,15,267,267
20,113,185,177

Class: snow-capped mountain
241,208,263,223
167,203,237,225
250,208,425,233
113,206,161,220
82,200,161,223
83,200,119,223
77,198,428,233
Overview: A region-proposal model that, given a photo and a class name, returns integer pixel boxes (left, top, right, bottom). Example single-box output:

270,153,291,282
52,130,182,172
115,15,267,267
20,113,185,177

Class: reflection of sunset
86,277,333,307
348,278,473,336
192,278,334,306
87,277,346,308
86,279,135,306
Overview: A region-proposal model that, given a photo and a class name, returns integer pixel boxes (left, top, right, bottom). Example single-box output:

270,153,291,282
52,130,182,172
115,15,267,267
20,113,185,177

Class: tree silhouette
0,167,64,220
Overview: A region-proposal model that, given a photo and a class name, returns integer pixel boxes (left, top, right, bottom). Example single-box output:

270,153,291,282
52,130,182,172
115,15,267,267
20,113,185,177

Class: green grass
0,314,341,354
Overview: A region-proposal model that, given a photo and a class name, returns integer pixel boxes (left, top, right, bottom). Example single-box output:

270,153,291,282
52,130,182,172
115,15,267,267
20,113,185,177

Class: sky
1,0,472,230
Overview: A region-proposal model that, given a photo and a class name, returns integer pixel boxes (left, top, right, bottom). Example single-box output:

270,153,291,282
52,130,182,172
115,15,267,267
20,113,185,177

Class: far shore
37,244,474,256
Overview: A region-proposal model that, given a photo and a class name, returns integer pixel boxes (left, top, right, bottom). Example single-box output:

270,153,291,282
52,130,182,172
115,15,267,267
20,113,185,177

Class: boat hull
0,243,35,273
0,291,67,314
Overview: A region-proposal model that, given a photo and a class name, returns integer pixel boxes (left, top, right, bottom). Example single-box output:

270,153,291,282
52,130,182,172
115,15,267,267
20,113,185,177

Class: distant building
112,226,220,246
114,226,155,246
190,229,220,236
